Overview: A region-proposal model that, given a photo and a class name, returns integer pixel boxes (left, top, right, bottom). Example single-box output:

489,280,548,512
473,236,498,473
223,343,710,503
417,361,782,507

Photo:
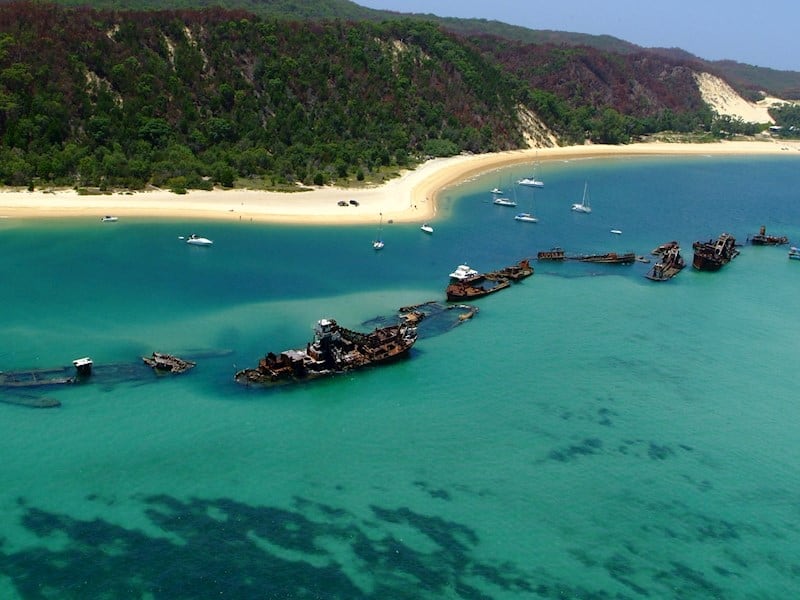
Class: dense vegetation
769,104,800,137
32,0,800,99
0,2,783,190
1,3,531,189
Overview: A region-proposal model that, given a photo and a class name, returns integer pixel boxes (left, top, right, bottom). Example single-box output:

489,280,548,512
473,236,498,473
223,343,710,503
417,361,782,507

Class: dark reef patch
0,495,534,599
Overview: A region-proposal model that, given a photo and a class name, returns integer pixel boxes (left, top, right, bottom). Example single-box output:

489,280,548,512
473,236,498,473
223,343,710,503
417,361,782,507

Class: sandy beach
1,139,798,224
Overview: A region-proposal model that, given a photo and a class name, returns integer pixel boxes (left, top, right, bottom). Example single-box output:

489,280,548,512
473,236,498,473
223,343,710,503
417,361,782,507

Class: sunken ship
692,233,739,271
645,243,686,281
445,259,533,301
235,318,418,385
748,225,789,246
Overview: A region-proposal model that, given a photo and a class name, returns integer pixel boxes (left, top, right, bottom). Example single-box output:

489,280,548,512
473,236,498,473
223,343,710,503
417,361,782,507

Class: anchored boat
445,259,533,301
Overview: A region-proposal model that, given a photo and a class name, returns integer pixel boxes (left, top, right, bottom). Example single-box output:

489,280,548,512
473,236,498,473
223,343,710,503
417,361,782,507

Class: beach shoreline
1,139,798,225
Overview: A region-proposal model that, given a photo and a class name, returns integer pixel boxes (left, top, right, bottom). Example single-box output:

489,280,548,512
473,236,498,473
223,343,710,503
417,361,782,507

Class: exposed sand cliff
693,72,788,123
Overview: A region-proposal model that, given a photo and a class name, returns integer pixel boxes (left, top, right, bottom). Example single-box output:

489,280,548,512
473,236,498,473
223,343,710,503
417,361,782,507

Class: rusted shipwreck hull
692,233,739,271
445,259,533,301
235,318,418,386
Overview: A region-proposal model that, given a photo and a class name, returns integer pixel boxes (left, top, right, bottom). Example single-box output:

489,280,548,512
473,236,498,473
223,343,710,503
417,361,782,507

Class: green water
1,155,799,598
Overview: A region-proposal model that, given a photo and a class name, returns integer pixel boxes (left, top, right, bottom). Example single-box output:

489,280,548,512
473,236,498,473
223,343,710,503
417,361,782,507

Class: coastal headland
1,140,798,224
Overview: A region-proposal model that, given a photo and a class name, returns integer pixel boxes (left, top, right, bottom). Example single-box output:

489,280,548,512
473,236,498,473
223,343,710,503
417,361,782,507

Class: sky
356,1,799,72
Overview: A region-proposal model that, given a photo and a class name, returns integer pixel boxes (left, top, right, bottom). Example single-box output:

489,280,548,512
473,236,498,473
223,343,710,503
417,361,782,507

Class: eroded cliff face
516,104,558,148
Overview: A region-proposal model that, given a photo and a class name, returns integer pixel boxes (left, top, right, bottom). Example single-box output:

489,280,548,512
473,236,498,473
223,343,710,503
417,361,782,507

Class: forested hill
0,2,744,190
31,0,800,98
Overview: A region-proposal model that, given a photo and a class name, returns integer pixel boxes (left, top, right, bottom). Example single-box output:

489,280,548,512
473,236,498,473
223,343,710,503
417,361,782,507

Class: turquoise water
1,155,800,598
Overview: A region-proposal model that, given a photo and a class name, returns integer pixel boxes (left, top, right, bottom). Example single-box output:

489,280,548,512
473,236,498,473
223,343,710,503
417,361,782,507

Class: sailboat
492,178,516,206
571,182,592,213
514,184,538,223
518,157,544,187
372,213,385,250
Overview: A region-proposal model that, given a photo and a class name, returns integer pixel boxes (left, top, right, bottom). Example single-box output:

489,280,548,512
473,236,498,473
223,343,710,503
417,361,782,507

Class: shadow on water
0,495,534,599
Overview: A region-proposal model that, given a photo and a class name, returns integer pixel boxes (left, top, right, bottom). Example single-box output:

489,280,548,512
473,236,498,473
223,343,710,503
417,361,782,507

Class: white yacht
571,182,592,213
186,234,214,246
514,212,538,223
517,176,544,188
449,264,479,281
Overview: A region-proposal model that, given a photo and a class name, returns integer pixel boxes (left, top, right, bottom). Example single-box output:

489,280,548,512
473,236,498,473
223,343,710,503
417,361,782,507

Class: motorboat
610,229,622,235
449,264,480,281
186,234,213,246
420,224,434,234
514,212,538,223
490,187,503,194
493,196,517,207
100,216,118,222
372,239,385,250
789,247,800,260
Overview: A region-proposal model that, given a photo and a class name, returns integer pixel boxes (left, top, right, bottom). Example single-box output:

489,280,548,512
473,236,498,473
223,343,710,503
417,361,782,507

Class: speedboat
449,264,480,281
186,234,213,246
420,224,434,234
493,197,517,207
610,229,622,235
372,239,385,250
514,212,538,223
490,187,503,194
100,216,118,222
789,247,800,260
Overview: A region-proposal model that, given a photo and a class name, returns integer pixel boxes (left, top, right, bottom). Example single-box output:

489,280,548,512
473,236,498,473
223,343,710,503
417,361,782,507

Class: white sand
1,139,798,224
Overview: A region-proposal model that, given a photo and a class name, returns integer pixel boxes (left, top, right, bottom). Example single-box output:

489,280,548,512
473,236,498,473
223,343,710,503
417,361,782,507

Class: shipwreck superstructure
235,318,418,385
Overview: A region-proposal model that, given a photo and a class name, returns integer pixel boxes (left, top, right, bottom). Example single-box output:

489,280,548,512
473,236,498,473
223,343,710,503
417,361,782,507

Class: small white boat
100,215,118,222
514,212,538,223
493,197,517,207
420,224,434,234
789,246,800,260
610,229,622,235
518,159,544,187
571,182,592,213
186,233,213,246
449,264,479,281
517,177,544,188
490,187,503,194
373,212,385,250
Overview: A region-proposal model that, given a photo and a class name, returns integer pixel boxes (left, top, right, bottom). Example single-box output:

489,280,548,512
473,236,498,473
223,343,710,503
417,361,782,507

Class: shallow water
1,155,799,598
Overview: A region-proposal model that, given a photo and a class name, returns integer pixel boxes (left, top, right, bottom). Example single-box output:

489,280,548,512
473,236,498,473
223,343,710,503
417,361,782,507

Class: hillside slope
0,2,776,190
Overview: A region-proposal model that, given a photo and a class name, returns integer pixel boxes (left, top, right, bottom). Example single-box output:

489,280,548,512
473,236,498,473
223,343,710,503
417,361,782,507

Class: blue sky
356,1,799,72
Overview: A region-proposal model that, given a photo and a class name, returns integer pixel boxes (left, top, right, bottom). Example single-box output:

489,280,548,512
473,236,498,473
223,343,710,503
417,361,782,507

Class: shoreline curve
1,140,798,225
